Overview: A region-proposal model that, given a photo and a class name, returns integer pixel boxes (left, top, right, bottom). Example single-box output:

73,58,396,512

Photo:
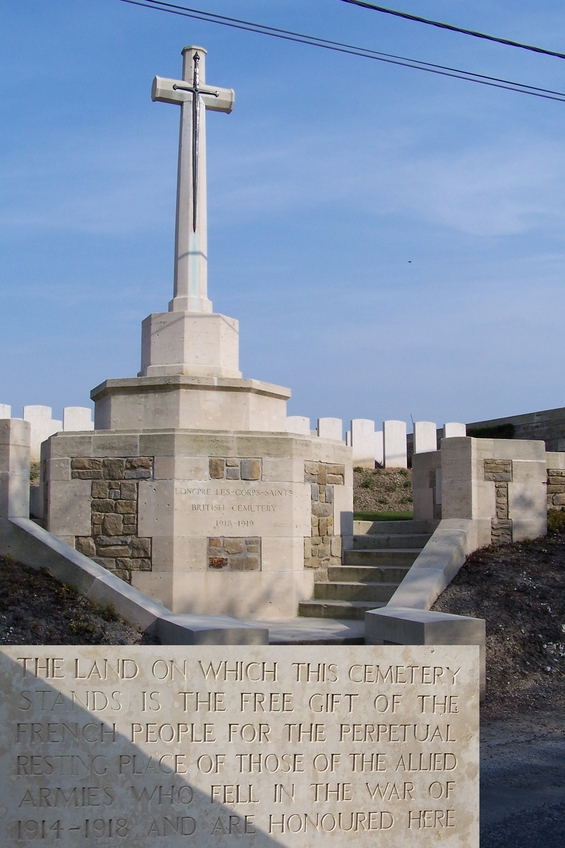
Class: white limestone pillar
0,404,11,419
0,419,31,519
383,420,407,468
413,421,437,454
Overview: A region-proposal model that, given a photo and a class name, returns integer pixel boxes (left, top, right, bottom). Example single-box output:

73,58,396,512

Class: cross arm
152,76,235,113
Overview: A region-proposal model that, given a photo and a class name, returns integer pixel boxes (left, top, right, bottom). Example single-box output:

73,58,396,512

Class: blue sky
2,0,565,429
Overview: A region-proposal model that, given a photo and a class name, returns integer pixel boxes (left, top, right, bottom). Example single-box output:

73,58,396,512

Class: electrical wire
118,0,565,103
339,0,565,62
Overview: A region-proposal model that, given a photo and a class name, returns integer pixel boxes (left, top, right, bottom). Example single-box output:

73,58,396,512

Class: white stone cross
153,46,234,313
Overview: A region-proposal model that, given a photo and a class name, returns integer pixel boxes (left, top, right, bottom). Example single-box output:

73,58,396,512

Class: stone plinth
139,312,241,379
91,376,290,433
43,429,352,619
0,644,480,848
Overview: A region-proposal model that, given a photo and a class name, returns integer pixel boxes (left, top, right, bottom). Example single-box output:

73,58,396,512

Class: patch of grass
548,509,565,534
354,510,413,521
360,477,374,489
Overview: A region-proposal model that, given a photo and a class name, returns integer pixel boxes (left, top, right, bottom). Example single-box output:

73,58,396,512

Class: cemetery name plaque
0,645,479,847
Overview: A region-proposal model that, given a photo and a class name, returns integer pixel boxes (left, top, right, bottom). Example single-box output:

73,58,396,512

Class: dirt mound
432,534,565,720
0,555,144,645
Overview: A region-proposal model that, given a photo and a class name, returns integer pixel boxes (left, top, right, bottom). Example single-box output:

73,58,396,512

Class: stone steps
298,599,387,620
352,533,431,549
313,581,398,603
328,565,410,583
298,519,433,623
343,549,422,567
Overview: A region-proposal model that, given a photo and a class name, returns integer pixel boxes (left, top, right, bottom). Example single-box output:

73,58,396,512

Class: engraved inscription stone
0,646,478,847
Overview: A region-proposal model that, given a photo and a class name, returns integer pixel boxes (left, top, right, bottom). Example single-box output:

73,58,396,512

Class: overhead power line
339,0,565,62
118,0,565,103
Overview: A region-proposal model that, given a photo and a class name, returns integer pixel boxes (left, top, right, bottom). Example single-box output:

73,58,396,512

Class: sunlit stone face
0,645,479,847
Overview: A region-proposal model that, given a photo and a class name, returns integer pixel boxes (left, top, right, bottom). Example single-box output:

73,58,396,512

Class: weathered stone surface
116,499,137,514
0,645,480,848
103,458,126,479
71,457,102,471
209,458,225,479
312,502,332,517
226,466,240,480
74,536,96,557
91,498,116,514
130,537,152,558
103,513,124,536
231,554,259,571
91,481,109,499
224,538,245,554
241,458,261,480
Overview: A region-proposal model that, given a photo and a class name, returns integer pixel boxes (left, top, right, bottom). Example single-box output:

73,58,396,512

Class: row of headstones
286,416,467,467
0,404,94,461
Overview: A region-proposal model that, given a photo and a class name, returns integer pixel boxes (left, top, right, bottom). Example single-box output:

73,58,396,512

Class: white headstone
0,645,480,848
351,418,375,468
0,403,11,419
383,420,407,468
374,429,384,465
413,421,437,454
286,416,311,436
23,405,62,461
444,422,467,439
317,417,343,441
63,406,94,431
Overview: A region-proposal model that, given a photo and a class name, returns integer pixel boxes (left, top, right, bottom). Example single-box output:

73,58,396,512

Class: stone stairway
298,519,436,620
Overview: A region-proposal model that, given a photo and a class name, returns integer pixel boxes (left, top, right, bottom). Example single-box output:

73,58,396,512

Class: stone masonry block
91,499,116,514
484,459,512,482
130,537,152,558
317,465,327,485
103,458,125,479
226,467,240,480
116,500,137,514
312,502,332,517
95,545,131,559
209,557,229,570
224,538,245,554
127,457,152,470
230,555,259,571
91,481,109,499
71,458,102,472
75,537,96,557
72,469,104,480
102,514,124,536
120,481,137,500
209,458,225,479
241,459,261,481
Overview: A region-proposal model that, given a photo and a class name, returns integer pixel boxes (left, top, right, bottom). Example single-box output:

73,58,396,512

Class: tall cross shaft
152,46,234,313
